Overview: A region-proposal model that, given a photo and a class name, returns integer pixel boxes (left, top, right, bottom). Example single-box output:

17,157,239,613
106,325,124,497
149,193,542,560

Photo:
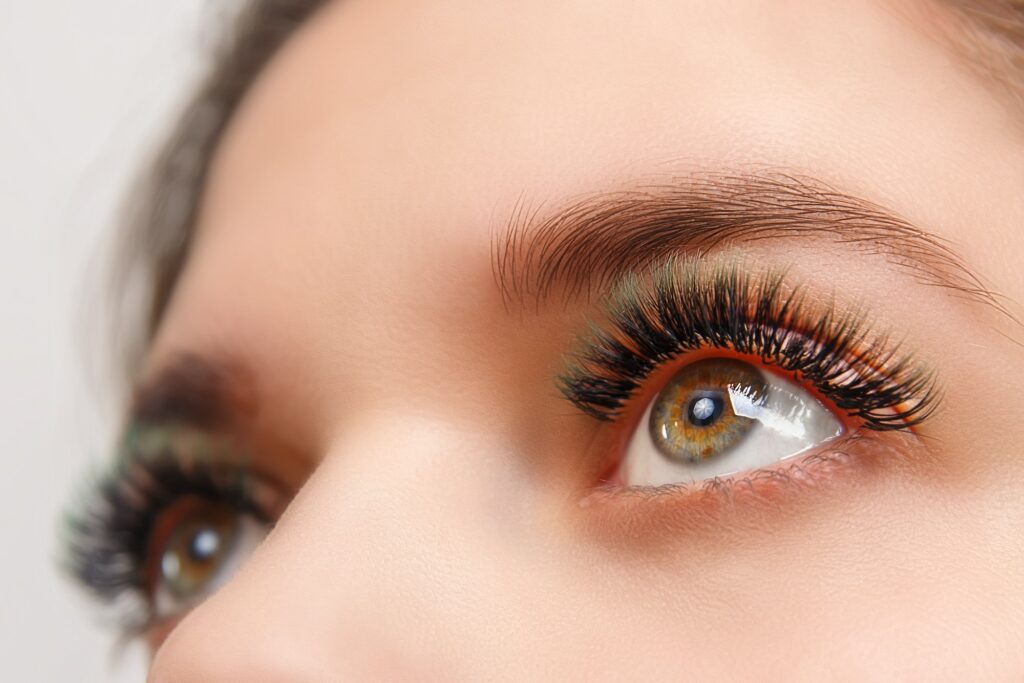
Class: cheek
566,443,1015,669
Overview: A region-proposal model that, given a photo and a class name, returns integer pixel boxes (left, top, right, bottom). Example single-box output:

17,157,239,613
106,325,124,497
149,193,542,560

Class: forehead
149,0,1020,428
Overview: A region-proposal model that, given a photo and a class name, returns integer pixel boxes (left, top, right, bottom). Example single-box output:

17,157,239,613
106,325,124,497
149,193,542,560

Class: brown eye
649,358,768,463
147,496,266,617
620,357,844,487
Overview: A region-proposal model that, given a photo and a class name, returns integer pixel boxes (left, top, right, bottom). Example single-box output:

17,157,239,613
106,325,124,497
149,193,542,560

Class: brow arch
492,172,1007,319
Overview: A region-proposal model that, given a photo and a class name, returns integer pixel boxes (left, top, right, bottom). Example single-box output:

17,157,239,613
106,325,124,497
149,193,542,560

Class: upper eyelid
492,170,1005,320
557,256,940,429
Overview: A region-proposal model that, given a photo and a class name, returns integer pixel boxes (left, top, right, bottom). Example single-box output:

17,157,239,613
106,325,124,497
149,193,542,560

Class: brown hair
113,0,1024,380
113,0,327,377
939,0,1024,109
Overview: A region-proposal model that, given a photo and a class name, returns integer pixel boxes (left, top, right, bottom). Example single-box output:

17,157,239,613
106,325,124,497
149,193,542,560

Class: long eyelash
558,256,940,429
60,438,263,630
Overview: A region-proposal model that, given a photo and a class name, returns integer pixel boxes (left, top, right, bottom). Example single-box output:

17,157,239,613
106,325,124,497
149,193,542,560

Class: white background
1,2,229,679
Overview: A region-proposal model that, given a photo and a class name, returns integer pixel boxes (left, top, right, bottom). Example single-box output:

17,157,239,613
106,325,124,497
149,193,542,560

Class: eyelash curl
60,432,268,631
559,256,939,430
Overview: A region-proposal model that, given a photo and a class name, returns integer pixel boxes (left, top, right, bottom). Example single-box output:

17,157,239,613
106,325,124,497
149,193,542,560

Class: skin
145,0,1024,679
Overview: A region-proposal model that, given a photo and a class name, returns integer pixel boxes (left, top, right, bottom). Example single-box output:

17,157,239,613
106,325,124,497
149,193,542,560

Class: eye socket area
611,356,847,489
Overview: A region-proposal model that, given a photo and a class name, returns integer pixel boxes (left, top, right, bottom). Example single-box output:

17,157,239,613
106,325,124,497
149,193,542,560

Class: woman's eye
618,358,845,487
148,496,267,618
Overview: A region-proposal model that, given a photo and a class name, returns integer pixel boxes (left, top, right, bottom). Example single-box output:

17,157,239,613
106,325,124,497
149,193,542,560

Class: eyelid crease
557,255,941,432
493,171,1011,325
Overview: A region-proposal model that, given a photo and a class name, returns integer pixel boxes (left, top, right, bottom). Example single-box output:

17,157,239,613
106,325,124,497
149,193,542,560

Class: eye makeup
61,426,282,633
556,254,944,506
558,255,940,432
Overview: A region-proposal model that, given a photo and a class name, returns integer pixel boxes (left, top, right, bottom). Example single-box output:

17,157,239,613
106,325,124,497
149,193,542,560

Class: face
71,0,1024,678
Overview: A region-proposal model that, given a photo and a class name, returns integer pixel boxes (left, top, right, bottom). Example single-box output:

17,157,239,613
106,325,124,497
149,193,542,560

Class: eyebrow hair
130,353,255,428
493,172,1005,317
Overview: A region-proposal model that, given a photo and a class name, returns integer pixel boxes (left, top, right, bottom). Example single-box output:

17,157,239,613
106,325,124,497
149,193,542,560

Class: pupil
189,527,221,563
687,394,722,427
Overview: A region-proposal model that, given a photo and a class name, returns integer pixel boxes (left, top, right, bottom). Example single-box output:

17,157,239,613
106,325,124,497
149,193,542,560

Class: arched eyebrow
492,172,1004,316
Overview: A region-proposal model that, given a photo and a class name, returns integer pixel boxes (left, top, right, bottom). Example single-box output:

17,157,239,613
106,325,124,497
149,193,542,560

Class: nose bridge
149,415,539,681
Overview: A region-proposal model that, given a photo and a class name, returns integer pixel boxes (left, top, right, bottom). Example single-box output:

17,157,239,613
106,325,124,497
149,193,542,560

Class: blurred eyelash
558,256,940,430
60,435,266,631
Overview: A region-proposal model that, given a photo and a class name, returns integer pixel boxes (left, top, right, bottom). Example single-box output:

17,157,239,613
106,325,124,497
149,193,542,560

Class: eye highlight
621,357,844,487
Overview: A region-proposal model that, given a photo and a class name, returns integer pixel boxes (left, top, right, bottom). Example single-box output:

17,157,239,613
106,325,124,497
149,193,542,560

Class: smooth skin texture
146,0,1024,679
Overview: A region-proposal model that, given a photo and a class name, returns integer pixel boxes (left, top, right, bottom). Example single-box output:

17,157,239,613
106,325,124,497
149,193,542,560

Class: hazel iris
151,497,239,601
649,358,768,462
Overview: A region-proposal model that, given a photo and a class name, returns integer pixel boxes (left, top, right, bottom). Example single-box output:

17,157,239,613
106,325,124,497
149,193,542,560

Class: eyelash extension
558,256,939,430
60,433,266,631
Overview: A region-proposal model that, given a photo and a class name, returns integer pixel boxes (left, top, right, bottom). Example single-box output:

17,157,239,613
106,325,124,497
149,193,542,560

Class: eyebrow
129,352,256,428
493,172,1003,314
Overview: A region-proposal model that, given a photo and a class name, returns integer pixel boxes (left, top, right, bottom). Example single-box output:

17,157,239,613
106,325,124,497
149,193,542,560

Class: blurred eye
618,358,844,487
148,496,266,618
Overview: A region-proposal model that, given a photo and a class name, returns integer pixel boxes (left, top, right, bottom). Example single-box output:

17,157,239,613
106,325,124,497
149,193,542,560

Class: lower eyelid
574,428,926,539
